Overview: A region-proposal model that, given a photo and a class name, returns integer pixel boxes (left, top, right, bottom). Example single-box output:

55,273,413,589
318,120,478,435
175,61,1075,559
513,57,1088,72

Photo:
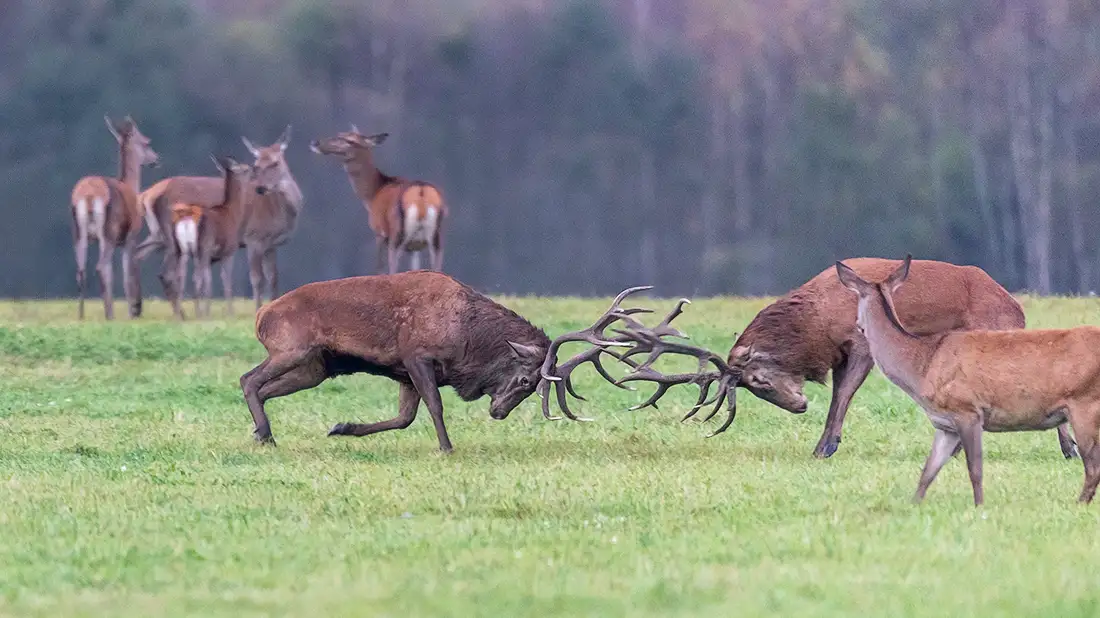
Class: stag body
137,127,302,312
172,156,253,319
728,257,1076,460
837,257,1100,505
70,116,160,320
310,128,446,274
242,272,551,449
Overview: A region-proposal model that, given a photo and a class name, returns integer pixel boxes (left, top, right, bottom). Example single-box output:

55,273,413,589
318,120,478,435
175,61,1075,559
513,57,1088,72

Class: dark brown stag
240,273,646,449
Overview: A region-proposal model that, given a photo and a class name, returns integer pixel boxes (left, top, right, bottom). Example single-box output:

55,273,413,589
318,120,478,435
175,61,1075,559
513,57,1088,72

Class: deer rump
376,181,445,250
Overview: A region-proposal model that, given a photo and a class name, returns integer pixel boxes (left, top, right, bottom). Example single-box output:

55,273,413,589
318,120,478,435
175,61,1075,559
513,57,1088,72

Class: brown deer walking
836,256,1100,505
171,156,254,319
310,127,446,274
136,126,302,313
241,274,647,449
70,116,160,320
588,258,1077,461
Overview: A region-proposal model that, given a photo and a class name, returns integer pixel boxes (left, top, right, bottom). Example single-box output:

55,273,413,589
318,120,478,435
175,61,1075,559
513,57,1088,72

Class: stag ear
883,254,912,295
105,115,122,142
277,125,291,151
836,261,872,295
507,341,543,360
241,136,260,158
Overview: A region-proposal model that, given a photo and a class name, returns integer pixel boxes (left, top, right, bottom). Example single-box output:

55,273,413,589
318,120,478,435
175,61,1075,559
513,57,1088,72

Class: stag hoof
327,423,349,436
1063,441,1080,459
812,436,840,459
254,433,277,446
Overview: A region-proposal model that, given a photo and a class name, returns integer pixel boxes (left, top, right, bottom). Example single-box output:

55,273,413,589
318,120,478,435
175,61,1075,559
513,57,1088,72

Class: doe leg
221,253,235,316
247,245,263,312
262,248,278,302
97,244,115,320
957,416,984,506
122,242,142,318
430,229,444,271
409,251,422,271
74,226,88,320
329,383,421,438
813,344,874,459
914,428,962,503
405,358,453,452
388,240,401,275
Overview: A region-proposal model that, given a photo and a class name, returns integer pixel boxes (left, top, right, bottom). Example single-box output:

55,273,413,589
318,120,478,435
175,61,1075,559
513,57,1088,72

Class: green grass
1,295,1099,617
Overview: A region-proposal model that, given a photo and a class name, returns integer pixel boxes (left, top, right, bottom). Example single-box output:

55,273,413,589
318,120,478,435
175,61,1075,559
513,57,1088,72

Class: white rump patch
91,198,107,243
174,219,199,256
74,199,90,237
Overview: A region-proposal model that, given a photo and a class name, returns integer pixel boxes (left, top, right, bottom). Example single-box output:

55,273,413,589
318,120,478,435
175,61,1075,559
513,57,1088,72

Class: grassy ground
1,295,1099,617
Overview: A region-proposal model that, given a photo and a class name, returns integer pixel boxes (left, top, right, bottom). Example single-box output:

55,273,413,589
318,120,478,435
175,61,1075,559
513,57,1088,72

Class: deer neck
218,172,248,223
858,290,938,396
343,150,388,203
117,139,142,192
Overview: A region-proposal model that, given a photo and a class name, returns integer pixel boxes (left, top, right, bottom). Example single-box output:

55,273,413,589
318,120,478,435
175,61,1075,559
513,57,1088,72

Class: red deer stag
70,115,160,320
171,156,254,319
593,258,1077,461
136,126,302,313
310,127,446,274
836,256,1100,505
241,274,648,449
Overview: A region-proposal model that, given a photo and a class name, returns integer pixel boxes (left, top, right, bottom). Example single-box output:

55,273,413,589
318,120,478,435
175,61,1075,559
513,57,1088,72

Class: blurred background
2,0,1099,298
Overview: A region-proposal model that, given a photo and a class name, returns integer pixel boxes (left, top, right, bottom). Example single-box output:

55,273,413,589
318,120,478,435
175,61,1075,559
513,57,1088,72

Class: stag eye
519,376,531,387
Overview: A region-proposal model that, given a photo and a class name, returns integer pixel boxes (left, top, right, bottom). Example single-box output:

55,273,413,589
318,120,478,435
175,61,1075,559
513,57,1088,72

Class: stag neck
117,138,142,192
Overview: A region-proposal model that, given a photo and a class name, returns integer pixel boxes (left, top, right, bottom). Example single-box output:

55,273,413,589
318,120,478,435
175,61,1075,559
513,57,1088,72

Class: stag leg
97,243,115,320
247,245,263,312
405,358,453,452
222,254,235,317
814,344,875,459
913,428,961,504
329,383,421,438
122,241,142,319
240,353,318,445
1056,423,1078,459
262,248,278,301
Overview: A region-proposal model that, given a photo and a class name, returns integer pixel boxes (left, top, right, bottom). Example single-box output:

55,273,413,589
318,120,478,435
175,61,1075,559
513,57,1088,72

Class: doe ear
209,154,227,173
276,125,292,151
507,341,543,360
835,261,871,295
350,123,361,134
241,136,261,158
363,132,389,147
883,254,912,294
104,115,122,142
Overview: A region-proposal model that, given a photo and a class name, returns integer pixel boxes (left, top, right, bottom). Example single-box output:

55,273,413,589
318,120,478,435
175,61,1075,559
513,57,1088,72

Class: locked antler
536,285,653,421
608,300,743,437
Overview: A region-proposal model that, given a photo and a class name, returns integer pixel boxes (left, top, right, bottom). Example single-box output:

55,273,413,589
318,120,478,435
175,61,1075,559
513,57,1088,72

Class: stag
837,257,1100,505
241,273,646,449
136,126,302,313
310,127,447,274
171,156,254,319
70,116,160,320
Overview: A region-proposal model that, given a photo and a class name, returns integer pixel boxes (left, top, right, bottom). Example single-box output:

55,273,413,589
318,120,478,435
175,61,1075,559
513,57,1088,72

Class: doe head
106,115,160,168
836,254,913,337
729,343,808,414
309,124,389,160
243,125,291,195
210,154,254,180
487,340,547,420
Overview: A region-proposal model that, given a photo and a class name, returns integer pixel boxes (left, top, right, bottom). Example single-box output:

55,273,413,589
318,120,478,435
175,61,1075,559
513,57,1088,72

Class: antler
536,286,654,422
609,302,742,437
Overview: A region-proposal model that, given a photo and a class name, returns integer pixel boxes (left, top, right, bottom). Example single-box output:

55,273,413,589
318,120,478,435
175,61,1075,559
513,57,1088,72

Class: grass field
2,295,1100,617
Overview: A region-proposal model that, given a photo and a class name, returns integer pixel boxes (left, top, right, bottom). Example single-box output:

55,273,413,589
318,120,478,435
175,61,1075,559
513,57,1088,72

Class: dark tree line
2,0,1099,299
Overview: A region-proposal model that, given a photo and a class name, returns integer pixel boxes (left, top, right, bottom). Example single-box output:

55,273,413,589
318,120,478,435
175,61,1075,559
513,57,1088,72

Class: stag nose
791,399,808,414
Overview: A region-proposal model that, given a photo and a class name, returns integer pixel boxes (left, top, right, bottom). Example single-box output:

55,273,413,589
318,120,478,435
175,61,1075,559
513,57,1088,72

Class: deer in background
310,127,447,274
837,256,1100,505
172,155,254,319
136,126,302,313
70,115,160,320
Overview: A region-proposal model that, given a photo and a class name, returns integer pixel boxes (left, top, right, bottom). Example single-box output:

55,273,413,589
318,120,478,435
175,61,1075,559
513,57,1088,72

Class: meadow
1,295,1099,617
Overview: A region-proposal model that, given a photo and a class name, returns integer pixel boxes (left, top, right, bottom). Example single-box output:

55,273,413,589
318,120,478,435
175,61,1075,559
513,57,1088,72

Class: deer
136,126,302,314
584,258,1077,463
171,155,254,319
309,127,447,274
836,256,1100,505
70,115,160,320
240,274,653,449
